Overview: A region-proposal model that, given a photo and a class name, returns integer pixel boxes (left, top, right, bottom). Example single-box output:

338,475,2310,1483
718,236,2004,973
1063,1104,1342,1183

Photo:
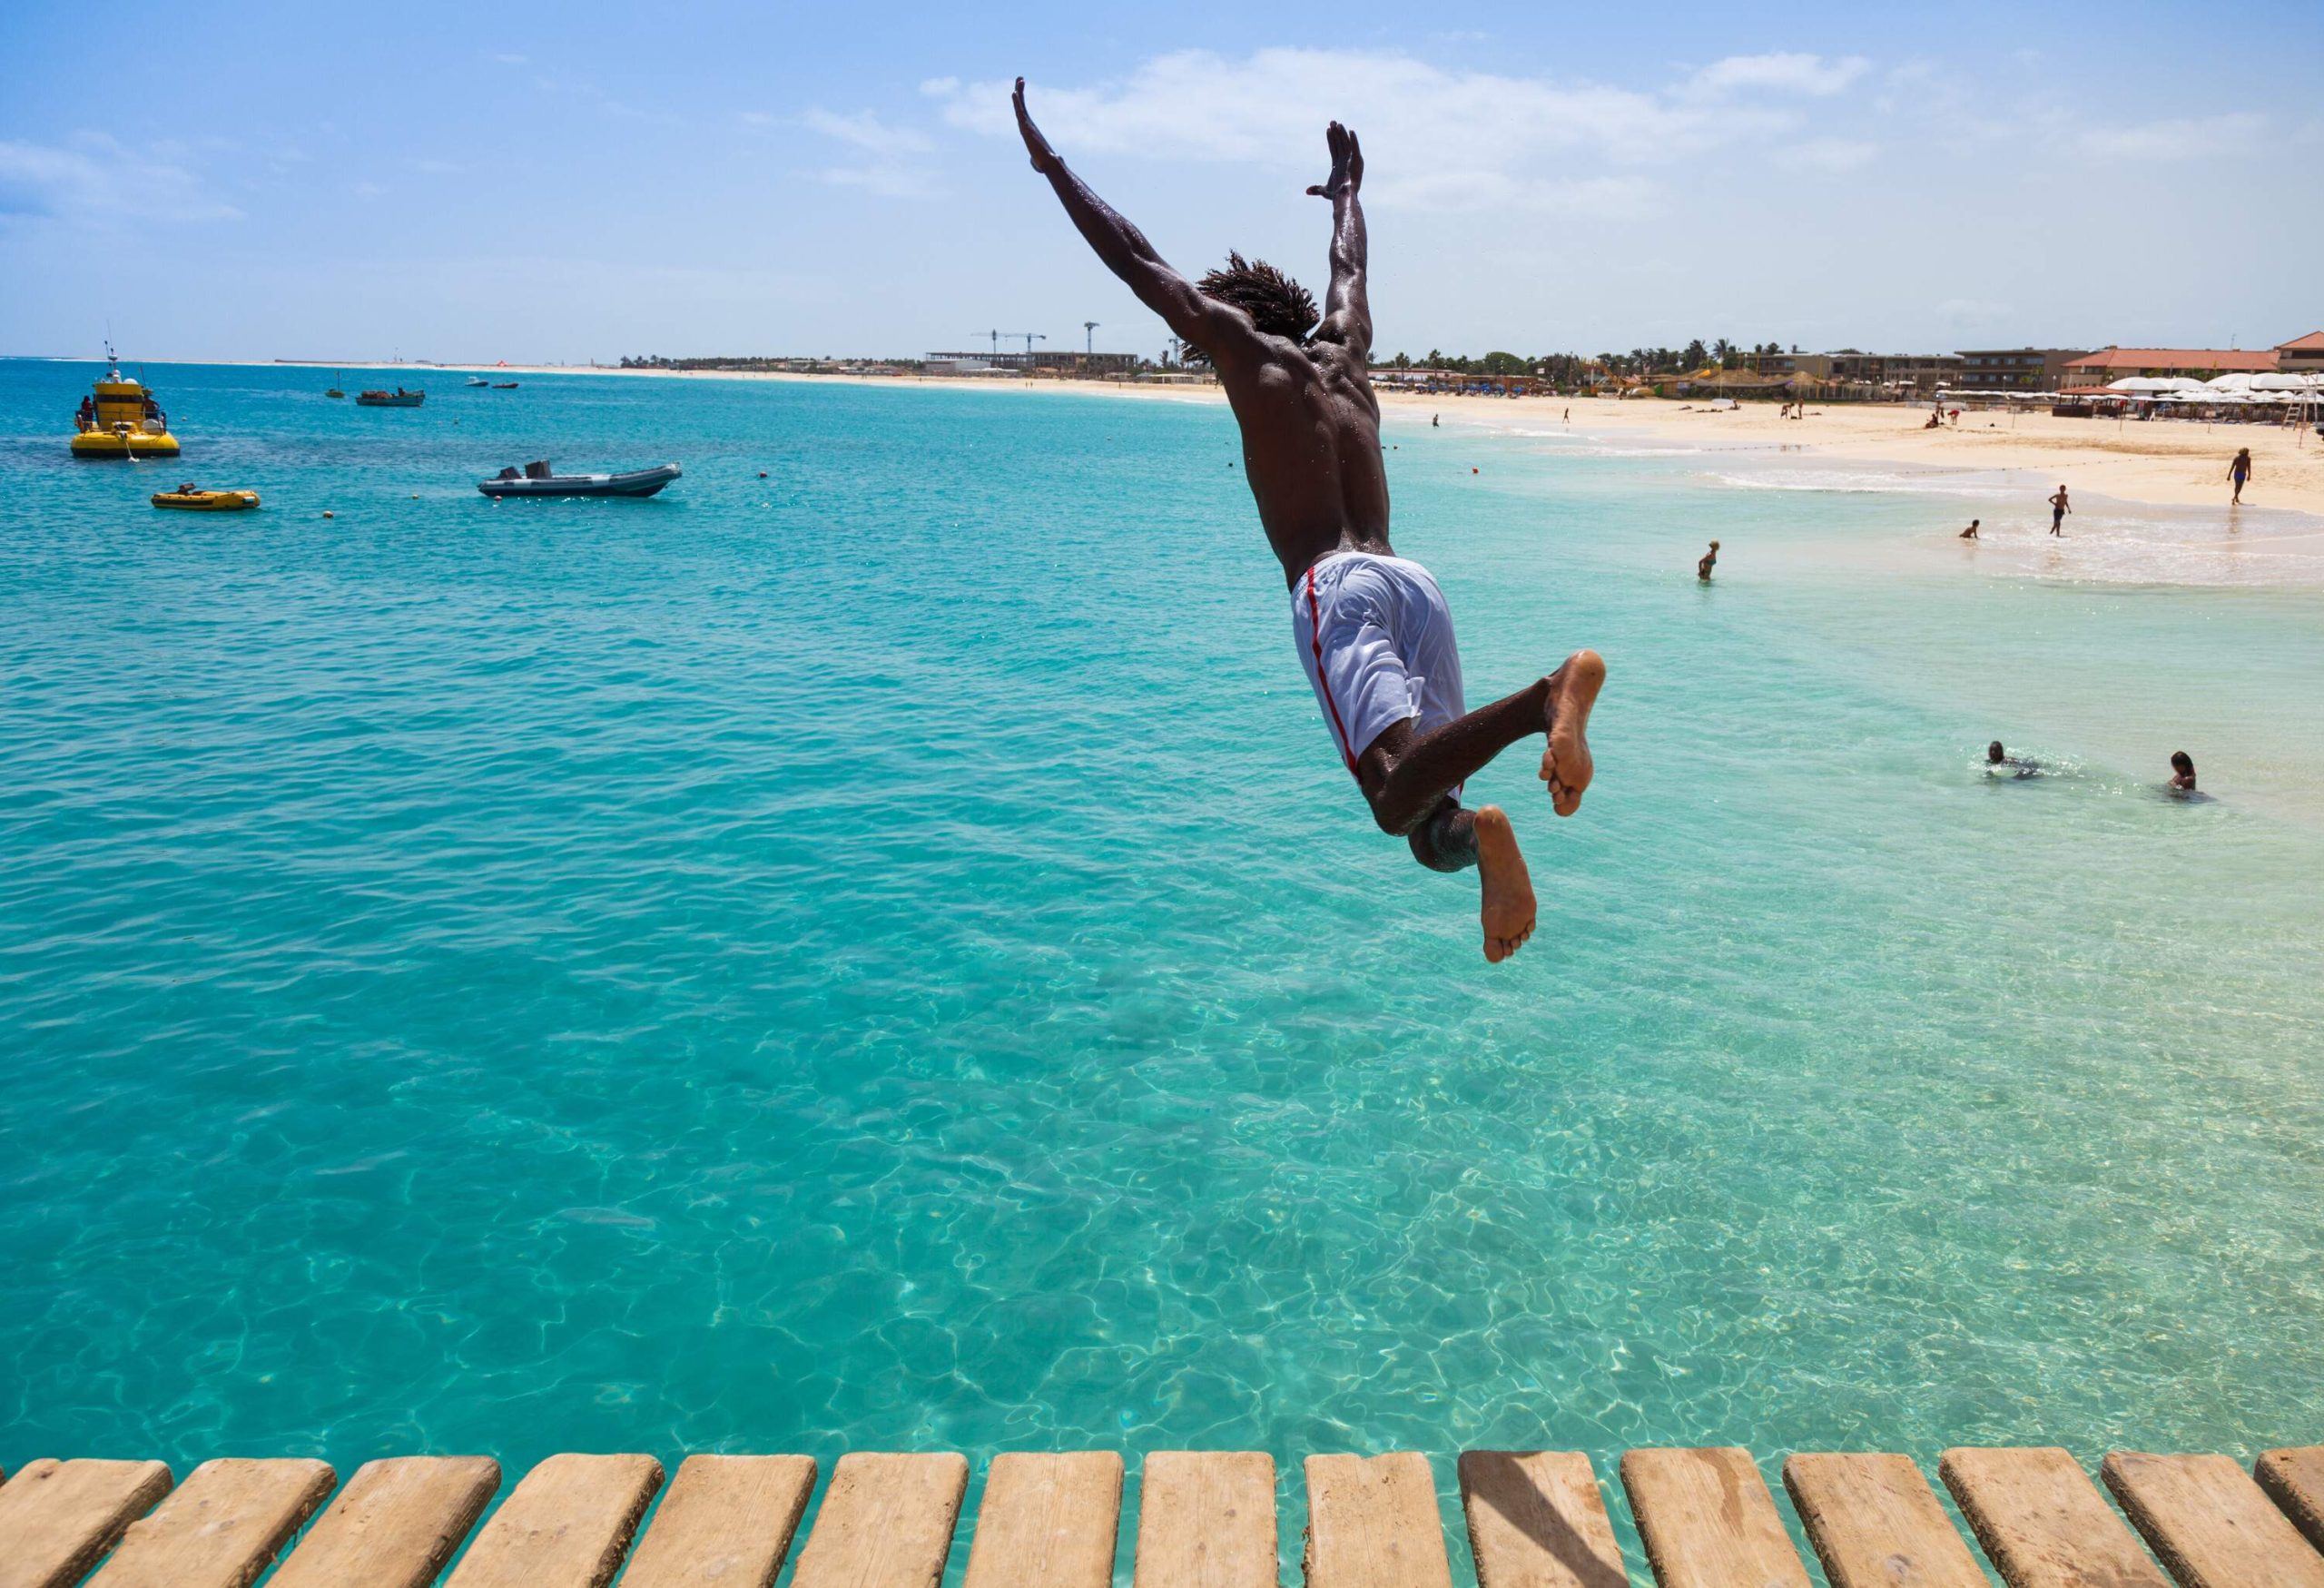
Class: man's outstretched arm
1013,78,1258,365
1306,121,1370,352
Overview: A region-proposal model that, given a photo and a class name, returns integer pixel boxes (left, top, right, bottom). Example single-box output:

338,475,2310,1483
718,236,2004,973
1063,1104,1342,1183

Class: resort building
2277,331,2324,374
2062,346,2279,383
1952,348,2093,392
921,350,1140,377
1746,350,1962,396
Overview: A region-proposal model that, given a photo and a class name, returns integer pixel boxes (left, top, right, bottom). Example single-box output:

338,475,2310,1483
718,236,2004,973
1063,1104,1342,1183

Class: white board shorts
1290,551,1467,775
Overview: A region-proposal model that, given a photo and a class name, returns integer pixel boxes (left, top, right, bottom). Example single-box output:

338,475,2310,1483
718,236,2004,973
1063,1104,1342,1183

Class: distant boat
466,377,490,388
326,370,346,399
478,459,680,498
492,381,519,390
357,388,425,407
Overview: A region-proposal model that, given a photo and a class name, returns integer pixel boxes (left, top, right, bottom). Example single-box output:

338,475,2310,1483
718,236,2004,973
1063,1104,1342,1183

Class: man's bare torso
1219,337,1393,588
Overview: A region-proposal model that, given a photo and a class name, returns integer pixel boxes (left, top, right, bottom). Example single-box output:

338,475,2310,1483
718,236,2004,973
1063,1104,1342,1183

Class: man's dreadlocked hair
1189,252,1319,357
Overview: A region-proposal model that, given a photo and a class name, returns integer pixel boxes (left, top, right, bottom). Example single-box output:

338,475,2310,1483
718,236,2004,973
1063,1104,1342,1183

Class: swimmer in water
1987,739,2039,777
1016,83,1604,964
1960,518,1980,539
1698,540,1719,580
1432,413,1440,427
2169,750,2197,793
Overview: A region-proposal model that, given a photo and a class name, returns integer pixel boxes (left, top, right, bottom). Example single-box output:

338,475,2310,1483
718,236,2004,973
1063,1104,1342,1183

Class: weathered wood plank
2101,1452,2324,1588
1620,1446,1810,1588
1457,1450,1626,1588
440,1453,662,1588
1938,1446,2168,1588
1131,1452,1276,1588
960,1453,1122,1588
788,1452,968,1588
2258,1450,2324,1557
619,1455,818,1588
0,1458,174,1588
267,1456,499,1588
1783,1452,1986,1588
84,1457,335,1588
1304,1453,1454,1588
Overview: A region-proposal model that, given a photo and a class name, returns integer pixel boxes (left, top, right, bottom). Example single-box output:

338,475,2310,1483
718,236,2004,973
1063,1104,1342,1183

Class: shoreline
30,353,2324,523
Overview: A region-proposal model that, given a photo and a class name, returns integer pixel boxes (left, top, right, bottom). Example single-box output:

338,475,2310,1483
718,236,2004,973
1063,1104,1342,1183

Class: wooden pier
2,1442,2320,1587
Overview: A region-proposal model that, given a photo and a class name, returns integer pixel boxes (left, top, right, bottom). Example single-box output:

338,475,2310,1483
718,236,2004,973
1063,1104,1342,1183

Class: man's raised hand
1305,121,1363,199
1014,77,1060,174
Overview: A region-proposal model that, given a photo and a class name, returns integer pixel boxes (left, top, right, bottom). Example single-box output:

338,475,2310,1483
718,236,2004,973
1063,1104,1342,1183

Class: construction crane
1083,321,1099,354
975,330,1047,356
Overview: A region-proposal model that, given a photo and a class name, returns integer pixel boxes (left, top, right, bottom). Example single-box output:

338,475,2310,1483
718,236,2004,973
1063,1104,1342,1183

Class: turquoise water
5,362,2323,1564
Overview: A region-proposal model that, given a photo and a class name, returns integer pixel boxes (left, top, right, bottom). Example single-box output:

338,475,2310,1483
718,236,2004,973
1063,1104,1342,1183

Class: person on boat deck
76,396,93,430
1014,80,1604,964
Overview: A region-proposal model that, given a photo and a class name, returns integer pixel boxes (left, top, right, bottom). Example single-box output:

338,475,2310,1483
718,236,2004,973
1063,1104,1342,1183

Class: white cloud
801,108,936,199
1687,52,1869,98
0,134,241,222
802,109,933,156
933,48,1876,214
1777,138,1877,173
2079,113,2264,160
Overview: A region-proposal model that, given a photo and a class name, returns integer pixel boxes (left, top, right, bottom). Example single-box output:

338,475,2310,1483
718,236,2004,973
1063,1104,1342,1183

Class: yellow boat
70,344,180,459
152,483,259,511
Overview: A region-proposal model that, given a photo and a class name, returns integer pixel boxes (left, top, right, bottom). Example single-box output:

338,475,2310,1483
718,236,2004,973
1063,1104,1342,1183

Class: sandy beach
394,360,2324,523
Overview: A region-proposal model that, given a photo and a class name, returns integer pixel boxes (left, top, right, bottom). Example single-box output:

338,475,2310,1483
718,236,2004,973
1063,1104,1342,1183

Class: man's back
1217,337,1392,587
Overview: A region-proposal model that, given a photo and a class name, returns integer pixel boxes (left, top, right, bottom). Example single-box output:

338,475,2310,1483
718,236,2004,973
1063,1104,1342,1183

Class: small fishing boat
492,381,519,390
70,344,180,459
153,483,260,511
326,370,345,399
357,387,426,407
466,377,490,387
478,459,681,498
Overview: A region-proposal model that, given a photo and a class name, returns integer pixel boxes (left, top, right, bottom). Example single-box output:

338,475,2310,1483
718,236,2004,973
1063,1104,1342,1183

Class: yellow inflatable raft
152,485,260,511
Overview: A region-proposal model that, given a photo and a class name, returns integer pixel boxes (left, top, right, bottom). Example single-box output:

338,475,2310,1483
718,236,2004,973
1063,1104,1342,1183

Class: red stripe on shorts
1306,565,1358,772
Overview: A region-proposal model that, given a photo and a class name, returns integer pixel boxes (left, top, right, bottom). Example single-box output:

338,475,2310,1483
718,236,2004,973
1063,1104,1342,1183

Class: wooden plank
1304,1453,1454,1588
960,1453,1122,1588
2101,1452,2324,1588
1783,1453,1987,1588
1620,1446,1810,1588
2258,1450,2324,1557
788,1453,968,1588
1938,1446,2169,1588
619,1455,818,1588
1131,1452,1276,1588
85,1457,335,1588
0,1458,174,1588
267,1456,500,1588
441,1453,662,1588
1457,1450,1626,1588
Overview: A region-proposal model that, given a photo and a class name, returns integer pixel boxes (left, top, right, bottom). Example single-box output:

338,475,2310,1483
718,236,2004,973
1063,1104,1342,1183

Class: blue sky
4,1,2318,364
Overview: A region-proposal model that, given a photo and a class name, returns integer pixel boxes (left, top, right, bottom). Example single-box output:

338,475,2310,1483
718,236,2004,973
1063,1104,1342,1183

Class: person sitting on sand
2230,448,2252,506
1698,540,1719,580
1015,81,1604,964
2170,751,2197,793
1960,518,1980,539
2049,485,2071,536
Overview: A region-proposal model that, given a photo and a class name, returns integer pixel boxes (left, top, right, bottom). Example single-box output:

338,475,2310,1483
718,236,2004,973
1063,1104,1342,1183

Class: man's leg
1354,649,1604,834
1401,793,1533,962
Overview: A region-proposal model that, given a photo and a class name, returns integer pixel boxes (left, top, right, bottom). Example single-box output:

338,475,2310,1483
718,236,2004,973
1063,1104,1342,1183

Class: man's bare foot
1539,648,1606,816
1474,805,1536,963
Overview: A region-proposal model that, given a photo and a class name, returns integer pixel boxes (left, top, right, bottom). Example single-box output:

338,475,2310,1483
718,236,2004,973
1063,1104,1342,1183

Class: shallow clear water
5,363,2322,1569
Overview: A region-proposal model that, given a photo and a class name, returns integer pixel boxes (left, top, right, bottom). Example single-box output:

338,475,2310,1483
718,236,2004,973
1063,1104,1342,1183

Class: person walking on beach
2230,448,2252,505
1014,81,1603,964
2048,485,2071,536
1699,540,1719,580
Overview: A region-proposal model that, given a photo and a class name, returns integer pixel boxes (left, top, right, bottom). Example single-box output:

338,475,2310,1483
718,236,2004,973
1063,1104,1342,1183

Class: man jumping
1014,81,1604,962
